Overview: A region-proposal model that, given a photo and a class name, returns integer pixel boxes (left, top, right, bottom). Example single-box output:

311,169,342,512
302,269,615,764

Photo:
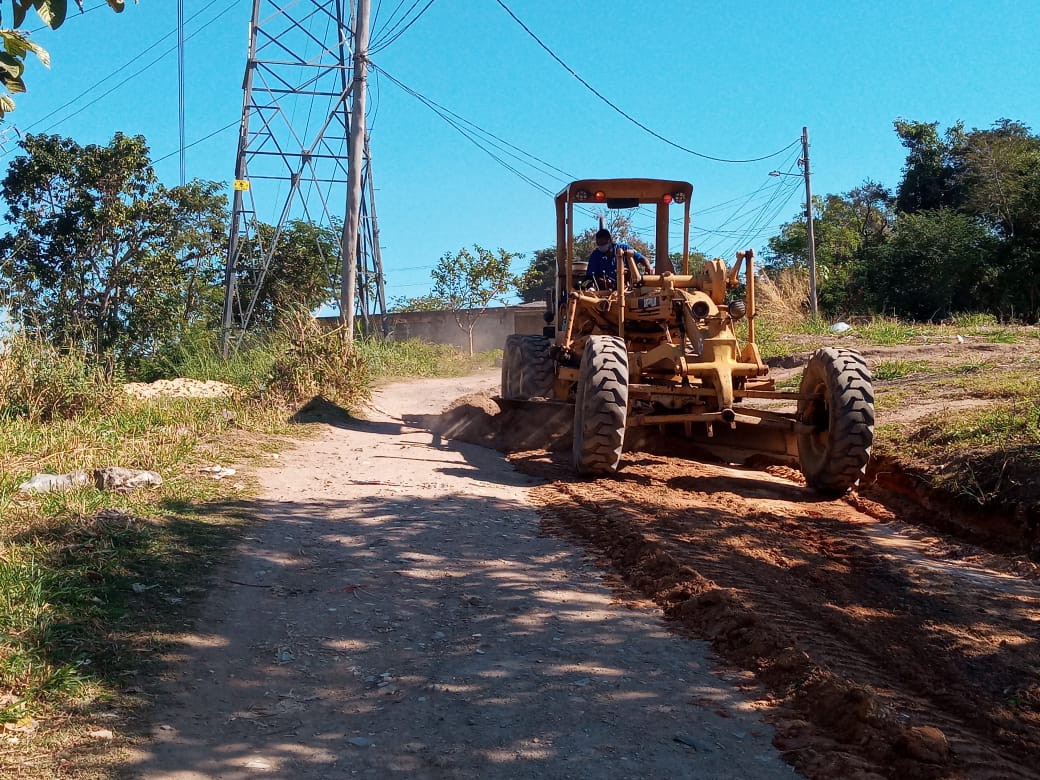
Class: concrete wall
320,303,547,352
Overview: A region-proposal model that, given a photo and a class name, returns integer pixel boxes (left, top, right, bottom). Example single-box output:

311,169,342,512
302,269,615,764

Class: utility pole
342,0,371,343
801,126,818,318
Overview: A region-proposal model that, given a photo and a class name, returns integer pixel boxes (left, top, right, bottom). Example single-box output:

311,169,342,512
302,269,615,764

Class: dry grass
754,270,808,328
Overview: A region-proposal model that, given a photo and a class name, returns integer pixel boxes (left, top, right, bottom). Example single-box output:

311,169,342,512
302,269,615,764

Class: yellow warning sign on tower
233,179,251,191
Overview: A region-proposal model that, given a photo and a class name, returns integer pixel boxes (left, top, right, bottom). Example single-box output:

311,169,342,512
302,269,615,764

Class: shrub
0,333,114,422
266,310,372,408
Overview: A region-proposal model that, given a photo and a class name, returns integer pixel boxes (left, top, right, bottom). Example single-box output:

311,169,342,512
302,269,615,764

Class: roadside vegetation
0,326,500,774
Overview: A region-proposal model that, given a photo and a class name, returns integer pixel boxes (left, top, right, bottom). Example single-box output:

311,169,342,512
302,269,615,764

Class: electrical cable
19,0,241,140
492,0,800,164
371,62,573,183
25,1,108,33
369,0,436,53
152,119,239,165
370,62,561,196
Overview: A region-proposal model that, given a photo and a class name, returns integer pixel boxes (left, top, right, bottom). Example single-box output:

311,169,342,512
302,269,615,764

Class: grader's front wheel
573,335,629,475
797,348,875,494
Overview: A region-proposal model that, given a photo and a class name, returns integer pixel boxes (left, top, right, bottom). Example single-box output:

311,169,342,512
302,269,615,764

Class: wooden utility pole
802,126,818,318
341,0,371,342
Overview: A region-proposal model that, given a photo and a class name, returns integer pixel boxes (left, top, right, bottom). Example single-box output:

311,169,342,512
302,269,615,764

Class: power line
23,0,241,139
26,1,109,33
370,62,560,196
492,0,800,164
152,119,239,165
370,0,436,52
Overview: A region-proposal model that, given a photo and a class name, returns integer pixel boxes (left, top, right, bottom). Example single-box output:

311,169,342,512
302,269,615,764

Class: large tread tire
573,335,629,475
501,334,524,400
797,348,875,494
516,335,554,399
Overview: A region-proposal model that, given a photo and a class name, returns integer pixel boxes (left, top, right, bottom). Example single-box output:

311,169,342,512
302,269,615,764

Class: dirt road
123,372,796,779
510,439,1040,779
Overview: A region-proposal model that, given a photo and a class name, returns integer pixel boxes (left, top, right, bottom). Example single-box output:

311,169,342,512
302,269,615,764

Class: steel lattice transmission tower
221,0,387,354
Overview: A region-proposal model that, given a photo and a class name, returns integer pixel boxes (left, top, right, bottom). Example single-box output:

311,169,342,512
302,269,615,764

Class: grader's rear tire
573,336,629,475
501,335,553,400
501,335,524,400
517,335,554,398
797,348,874,494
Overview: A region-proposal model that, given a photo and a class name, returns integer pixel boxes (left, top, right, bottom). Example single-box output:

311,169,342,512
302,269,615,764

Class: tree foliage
1,1,132,116
766,183,893,313
766,118,1040,321
514,247,555,303
0,132,227,362
395,245,517,354
235,219,341,331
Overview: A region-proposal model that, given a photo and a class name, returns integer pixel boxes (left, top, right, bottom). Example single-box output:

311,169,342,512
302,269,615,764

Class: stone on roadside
901,725,950,763
18,471,91,494
199,465,237,479
94,467,163,492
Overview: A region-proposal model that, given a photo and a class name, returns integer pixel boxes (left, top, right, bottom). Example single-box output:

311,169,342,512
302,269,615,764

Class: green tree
514,246,555,303
234,219,341,331
432,245,517,354
389,293,448,313
861,209,995,319
1,1,131,116
766,183,893,314
950,119,1040,316
893,119,961,214
0,132,227,362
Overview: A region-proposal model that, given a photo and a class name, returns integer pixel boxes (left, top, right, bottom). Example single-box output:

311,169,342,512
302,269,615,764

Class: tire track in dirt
510,450,1040,780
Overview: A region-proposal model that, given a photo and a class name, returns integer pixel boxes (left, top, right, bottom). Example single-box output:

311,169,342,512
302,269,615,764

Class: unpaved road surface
123,372,796,779
510,443,1040,779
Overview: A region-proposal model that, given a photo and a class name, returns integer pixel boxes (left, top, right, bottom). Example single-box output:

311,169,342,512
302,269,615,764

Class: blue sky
2,0,1038,304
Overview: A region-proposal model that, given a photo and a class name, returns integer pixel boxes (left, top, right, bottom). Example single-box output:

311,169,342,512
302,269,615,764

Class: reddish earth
419,383,1040,780
514,451,1040,779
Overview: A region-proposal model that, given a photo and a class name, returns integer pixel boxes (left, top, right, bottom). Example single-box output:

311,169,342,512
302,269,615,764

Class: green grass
919,401,1040,449
738,318,795,359
950,311,1000,328
775,374,803,390
872,359,931,381
0,396,294,724
986,329,1021,344
856,316,918,346
954,369,1040,400
793,316,834,336
358,337,501,378
950,358,994,375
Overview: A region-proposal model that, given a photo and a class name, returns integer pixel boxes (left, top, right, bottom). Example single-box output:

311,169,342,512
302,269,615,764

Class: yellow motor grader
500,178,874,494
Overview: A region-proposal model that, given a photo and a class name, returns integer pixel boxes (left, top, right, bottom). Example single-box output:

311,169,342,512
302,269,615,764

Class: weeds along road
123,371,795,780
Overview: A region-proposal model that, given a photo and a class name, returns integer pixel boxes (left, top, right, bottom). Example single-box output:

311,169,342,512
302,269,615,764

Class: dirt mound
404,392,573,452
123,378,238,400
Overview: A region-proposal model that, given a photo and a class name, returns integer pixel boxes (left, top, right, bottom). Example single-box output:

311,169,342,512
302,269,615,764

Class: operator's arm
633,248,652,274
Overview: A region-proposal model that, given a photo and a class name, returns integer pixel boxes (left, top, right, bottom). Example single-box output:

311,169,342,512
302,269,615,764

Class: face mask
596,242,611,252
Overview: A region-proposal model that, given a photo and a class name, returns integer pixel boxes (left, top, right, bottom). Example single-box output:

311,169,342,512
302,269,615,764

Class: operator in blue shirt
585,228,651,289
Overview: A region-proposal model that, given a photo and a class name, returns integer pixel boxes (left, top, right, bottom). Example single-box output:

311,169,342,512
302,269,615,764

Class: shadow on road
119,427,789,779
